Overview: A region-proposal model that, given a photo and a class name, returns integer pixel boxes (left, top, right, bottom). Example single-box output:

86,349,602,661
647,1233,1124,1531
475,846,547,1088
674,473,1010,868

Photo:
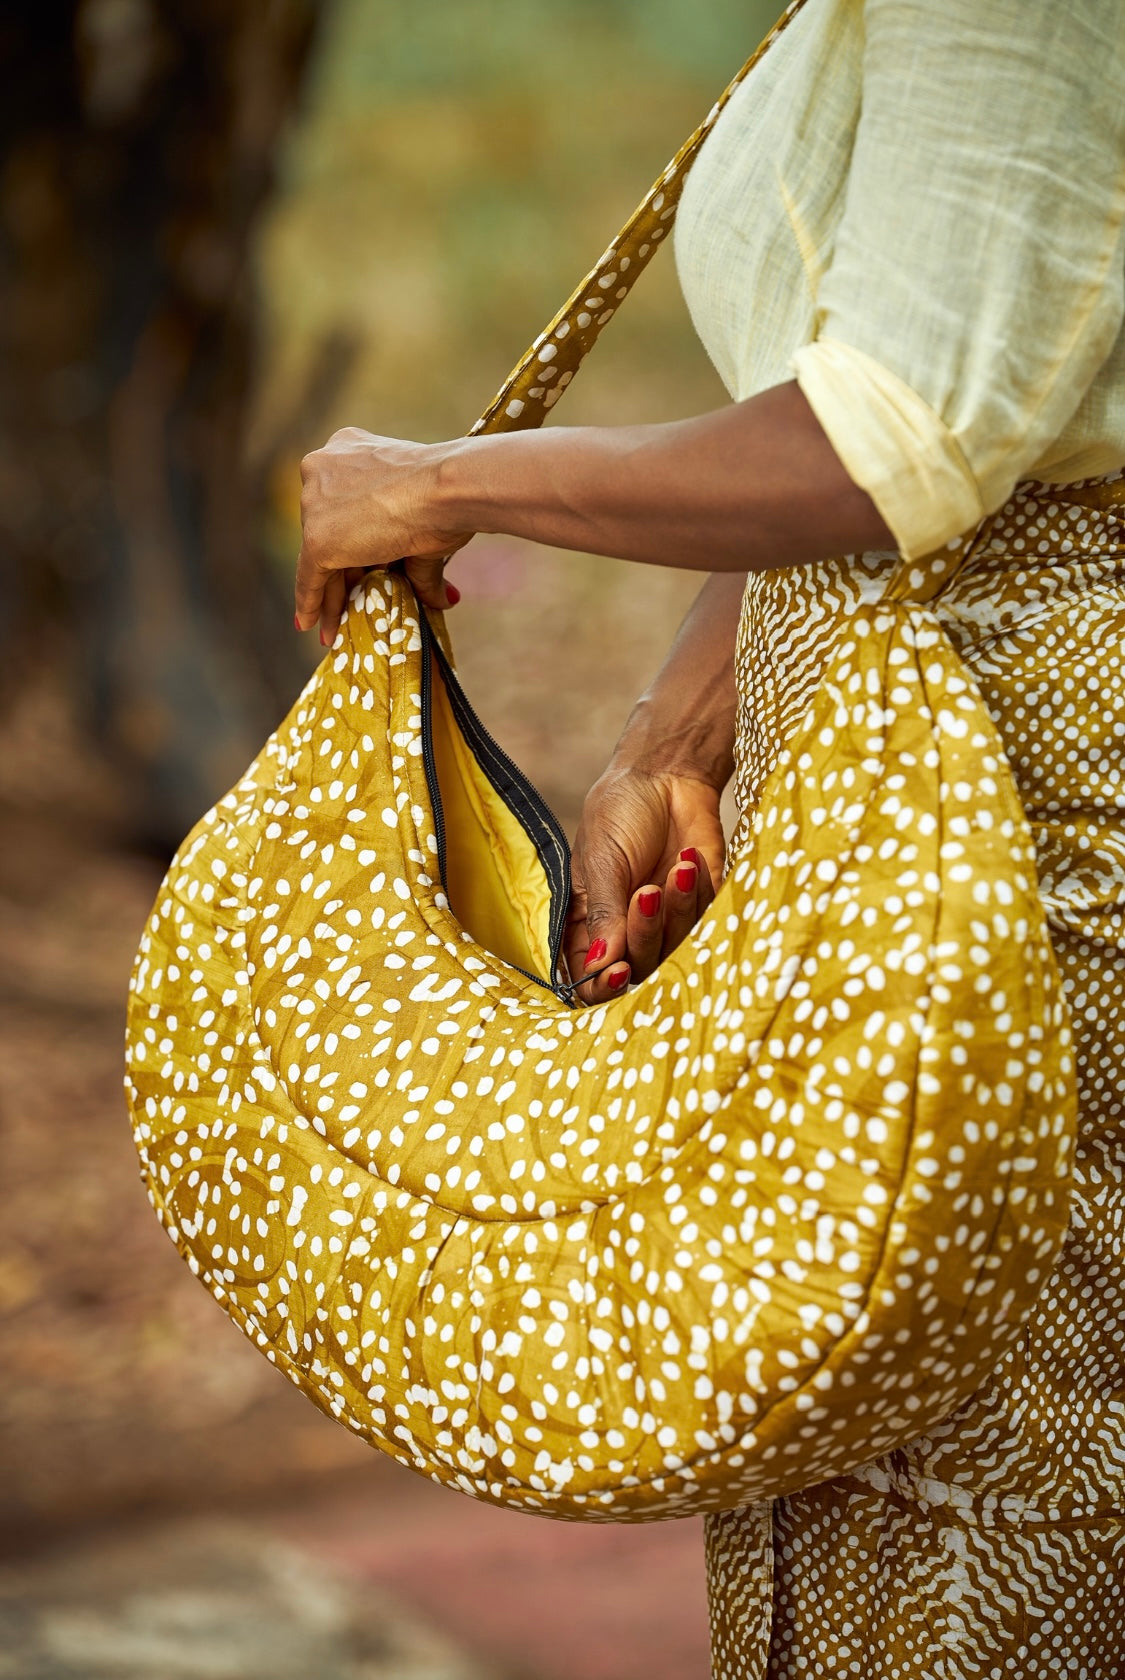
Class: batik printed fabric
707,476,1125,1678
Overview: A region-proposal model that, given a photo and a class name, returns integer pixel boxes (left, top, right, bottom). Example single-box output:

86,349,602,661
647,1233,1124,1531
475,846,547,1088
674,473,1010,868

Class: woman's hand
565,763,725,1005
294,427,469,642
294,384,893,644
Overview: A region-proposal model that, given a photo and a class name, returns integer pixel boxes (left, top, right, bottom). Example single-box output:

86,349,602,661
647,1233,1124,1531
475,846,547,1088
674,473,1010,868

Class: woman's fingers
580,850,711,1003
572,847,713,1004
297,560,462,643
294,429,473,631
565,763,725,1007
566,824,636,1005
565,897,631,1008
563,902,630,1006
575,950,632,1005
294,539,328,631
690,844,717,915
626,884,664,980
318,571,349,647
660,848,708,956
567,911,631,1007
405,554,460,612
299,568,375,642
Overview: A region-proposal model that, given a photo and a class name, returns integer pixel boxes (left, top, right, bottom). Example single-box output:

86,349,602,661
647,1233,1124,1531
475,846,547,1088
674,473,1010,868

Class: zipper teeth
416,605,575,1006
418,628,448,888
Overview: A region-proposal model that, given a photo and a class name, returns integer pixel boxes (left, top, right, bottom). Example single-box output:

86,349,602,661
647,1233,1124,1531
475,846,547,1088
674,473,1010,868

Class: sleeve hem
792,338,989,559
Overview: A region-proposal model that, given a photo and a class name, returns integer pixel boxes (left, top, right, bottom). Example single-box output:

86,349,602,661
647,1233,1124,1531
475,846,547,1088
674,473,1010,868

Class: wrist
430,425,614,551
611,696,734,791
430,435,505,537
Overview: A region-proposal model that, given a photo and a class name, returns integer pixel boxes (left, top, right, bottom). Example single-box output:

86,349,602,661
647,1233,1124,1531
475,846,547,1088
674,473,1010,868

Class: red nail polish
679,848,697,864
584,938,607,968
607,966,629,992
294,614,302,631
445,582,461,605
675,864,696,894
638,889,660,917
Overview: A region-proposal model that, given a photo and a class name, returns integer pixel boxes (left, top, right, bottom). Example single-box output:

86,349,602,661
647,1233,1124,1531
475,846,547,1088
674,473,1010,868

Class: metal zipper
416,603,577,1006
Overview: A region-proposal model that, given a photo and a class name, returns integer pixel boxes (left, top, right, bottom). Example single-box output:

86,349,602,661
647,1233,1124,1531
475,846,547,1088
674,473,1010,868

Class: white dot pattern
124,521,1074,1522
707,473,1125,1676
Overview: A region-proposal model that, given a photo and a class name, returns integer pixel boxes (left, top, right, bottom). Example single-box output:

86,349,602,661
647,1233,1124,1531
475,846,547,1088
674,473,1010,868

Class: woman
293,0,1125,1672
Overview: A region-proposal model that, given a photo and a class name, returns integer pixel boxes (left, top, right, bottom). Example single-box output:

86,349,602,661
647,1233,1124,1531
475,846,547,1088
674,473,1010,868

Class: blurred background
1,1,777,1674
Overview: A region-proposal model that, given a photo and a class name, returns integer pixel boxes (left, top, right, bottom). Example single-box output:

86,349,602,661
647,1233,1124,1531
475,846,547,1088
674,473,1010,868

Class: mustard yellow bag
125,1,1076,1522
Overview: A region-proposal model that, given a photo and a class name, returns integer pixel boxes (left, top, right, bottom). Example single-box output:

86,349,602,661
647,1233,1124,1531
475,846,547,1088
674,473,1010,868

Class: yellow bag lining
428,647,557,982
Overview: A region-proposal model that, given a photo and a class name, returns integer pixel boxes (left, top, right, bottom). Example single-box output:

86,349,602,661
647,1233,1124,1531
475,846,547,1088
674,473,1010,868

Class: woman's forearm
611,570,744,788
435,379,894,574
294,377,895,632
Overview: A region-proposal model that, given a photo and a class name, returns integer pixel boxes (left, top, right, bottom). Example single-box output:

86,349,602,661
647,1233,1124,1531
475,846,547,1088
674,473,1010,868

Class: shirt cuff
792,338,987,559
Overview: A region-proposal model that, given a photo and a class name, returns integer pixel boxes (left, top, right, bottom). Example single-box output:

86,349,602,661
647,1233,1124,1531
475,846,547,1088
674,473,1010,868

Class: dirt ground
0,551,715,1676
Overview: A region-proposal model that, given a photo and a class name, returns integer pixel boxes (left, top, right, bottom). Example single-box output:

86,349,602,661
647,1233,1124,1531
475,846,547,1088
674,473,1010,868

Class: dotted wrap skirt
707,475,1125,1680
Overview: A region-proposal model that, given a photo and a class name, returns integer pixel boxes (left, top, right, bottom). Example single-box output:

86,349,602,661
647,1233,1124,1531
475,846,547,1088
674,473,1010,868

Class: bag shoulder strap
469,0,809,439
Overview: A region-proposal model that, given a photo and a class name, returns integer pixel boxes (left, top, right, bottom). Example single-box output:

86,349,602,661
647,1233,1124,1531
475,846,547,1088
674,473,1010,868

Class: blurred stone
0,1517,489,1680
280,1482,711,1680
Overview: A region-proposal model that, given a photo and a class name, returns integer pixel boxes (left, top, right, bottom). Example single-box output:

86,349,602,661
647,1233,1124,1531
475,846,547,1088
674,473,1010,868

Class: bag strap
469,0,810,439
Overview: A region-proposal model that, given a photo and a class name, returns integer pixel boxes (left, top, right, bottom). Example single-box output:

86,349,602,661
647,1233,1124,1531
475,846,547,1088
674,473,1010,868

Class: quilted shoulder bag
125,0,1076,1522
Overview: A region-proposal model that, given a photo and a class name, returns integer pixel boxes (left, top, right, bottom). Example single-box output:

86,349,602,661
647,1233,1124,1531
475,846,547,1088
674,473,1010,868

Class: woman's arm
295,380,893,636
565,570,742,1002
607,569,743,788
437,380,893,577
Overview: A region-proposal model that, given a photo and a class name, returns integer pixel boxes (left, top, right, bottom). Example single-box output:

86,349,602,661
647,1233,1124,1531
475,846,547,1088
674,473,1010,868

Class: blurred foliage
253,0,782,504
323,0,781,89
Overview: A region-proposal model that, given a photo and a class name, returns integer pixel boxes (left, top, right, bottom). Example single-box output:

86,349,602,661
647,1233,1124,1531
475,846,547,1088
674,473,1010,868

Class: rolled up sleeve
792,0,1125,560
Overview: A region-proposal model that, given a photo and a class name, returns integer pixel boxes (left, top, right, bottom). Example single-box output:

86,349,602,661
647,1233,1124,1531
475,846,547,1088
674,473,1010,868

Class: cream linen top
673,0,1125,559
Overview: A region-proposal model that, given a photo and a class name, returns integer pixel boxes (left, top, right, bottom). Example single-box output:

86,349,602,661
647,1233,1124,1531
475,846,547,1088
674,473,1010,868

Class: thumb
575,833,633,971
405,555,455,610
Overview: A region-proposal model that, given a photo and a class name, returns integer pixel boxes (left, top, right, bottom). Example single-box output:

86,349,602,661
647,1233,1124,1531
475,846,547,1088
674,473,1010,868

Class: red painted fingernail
445,582,461,605
675,864,696,893
679,848,697,864
584,938,607,968
638,889,660,917
607,966,629,992
294,613,302,631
